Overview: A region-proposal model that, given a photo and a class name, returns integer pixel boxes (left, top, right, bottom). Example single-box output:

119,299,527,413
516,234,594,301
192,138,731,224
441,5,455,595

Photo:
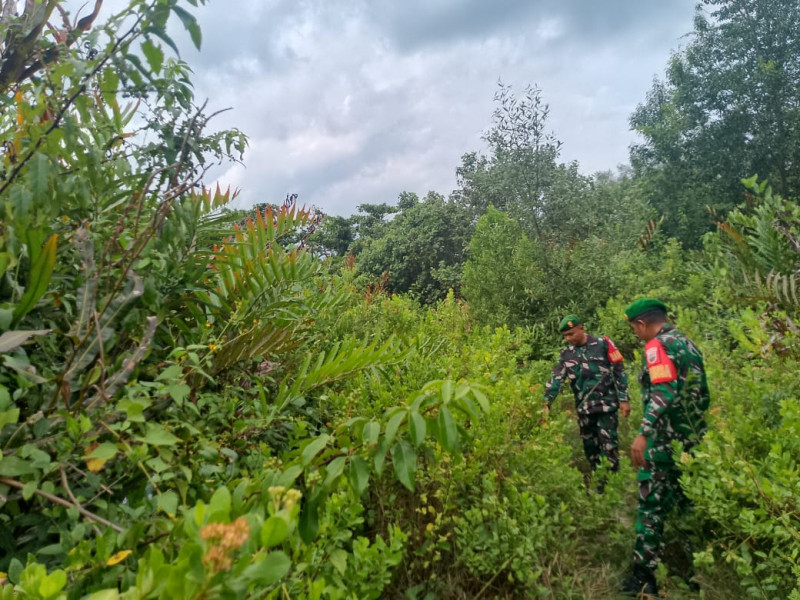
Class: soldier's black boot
620,564,657,597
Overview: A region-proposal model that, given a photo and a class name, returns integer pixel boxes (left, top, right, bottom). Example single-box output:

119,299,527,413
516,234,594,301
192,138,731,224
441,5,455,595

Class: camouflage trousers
633,455,691,570
577,411,619,472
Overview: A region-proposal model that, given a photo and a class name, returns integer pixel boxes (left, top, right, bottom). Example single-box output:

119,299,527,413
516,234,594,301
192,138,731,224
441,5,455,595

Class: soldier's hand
541,404,550,423
619,401,631,418
630,434,647,467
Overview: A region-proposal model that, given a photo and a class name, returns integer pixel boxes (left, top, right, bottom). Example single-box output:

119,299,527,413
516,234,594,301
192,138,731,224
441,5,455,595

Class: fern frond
742,270,800,309
274,337,408,407
638,215,664,251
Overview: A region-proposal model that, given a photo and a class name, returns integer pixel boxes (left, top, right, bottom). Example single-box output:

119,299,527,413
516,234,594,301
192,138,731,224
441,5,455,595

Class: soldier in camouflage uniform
543,314,630,473
621,298,710,597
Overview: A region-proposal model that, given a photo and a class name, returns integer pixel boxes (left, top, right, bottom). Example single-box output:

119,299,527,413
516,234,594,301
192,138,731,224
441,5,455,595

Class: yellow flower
106,550,132,566
205,322,212,328
209,343,218,351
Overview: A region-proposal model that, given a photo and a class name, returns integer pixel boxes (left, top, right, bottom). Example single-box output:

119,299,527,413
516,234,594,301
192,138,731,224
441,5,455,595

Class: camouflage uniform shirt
544,335,628,414
638,323,710,452
633,323,711,571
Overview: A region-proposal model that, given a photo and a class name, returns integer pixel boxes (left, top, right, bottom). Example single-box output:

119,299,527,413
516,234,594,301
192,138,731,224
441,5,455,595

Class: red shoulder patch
644,339,677,384
604,336,623,364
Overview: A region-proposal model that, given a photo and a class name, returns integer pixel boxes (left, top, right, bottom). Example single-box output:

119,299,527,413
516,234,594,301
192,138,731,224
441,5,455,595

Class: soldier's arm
605,337,628,402
638,339,678,437
543,356,567,409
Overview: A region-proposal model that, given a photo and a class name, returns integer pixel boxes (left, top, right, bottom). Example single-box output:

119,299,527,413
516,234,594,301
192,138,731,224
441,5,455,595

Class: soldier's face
629,320,647,341
562,325,587,346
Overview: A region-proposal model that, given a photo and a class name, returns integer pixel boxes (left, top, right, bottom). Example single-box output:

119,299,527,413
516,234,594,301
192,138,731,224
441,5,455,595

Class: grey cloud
77,0,701,216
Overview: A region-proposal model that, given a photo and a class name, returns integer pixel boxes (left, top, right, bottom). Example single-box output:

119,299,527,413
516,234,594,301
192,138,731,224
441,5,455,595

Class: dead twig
0,475,124,533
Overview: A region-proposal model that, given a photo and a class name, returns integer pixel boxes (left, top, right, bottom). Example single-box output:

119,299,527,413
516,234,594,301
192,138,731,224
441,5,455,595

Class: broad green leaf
437,405,459,452
12,234,57,323
143,26,180,57
329,548,348,576
144,456,169,473
21,445,50,469
157,491,179,516
0,329,50,353
471,387,490,413
0,455,35,477
167,384,191,403
208,486,231,521
362,421,380,445
28,154,51,207
8,557,23,583
172,5,203,49
260,515,289,547
142,424,180,447
84,590,120,600
408,410,426,447
322,456,346,490
373,438,388,476
2,355,47,383
347,456,369,495
409,393,427,411
454,395,479,420
101,67,120,107
193,501,206,526
156,365,183,381
117,398,148,423
0,408,20,430
37,569,67,598
298,499,319,542
390,441,416,491
87,442,118,461
276,465,303,487
0,308,12,330
301,434,329,466
141,38,164,74
22,480,36,500
440,379,454,404
383,411,405,448
240,551,290,585
454,381,470,400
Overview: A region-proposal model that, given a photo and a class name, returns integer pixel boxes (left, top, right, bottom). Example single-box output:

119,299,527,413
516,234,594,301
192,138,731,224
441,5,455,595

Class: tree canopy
630,0,800,245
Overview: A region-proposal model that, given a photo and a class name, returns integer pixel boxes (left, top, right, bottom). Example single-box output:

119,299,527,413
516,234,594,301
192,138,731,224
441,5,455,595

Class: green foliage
682,355,800,599
3,2,800,599
355,192,473,304
461,207,542,328
630,0,800,246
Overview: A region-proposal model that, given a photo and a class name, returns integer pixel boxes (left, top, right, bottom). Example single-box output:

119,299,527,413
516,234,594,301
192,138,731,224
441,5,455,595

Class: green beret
558,314,582,332
624,298,668,321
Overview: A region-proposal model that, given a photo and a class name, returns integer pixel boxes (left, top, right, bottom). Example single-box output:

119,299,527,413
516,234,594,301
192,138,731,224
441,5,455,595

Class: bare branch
0,475,124,533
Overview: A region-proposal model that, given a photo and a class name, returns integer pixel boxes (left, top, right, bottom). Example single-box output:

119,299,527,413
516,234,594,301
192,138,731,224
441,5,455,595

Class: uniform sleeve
543,357,566,408
605,337,628,402
638,339,678,437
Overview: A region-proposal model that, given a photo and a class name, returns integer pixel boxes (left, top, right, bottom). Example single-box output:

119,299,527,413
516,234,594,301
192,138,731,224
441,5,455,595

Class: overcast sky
83,0,698,215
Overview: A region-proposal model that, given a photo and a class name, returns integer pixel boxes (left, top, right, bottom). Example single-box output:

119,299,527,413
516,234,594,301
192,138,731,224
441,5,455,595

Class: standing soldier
543,314,630,476
621,299,710,597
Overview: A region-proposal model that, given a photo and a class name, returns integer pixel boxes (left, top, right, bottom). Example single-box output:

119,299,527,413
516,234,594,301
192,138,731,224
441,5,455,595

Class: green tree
455,83,563,244
461,207,543,327
630,0,800,246
357,192,472,304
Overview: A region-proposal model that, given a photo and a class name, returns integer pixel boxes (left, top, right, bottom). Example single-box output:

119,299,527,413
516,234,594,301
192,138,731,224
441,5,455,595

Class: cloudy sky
93,0,698,215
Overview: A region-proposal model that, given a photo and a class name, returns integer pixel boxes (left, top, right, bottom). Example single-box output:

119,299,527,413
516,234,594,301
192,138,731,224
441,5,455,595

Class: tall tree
356,192,472,304
631,0,800,246
455,83,564,242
